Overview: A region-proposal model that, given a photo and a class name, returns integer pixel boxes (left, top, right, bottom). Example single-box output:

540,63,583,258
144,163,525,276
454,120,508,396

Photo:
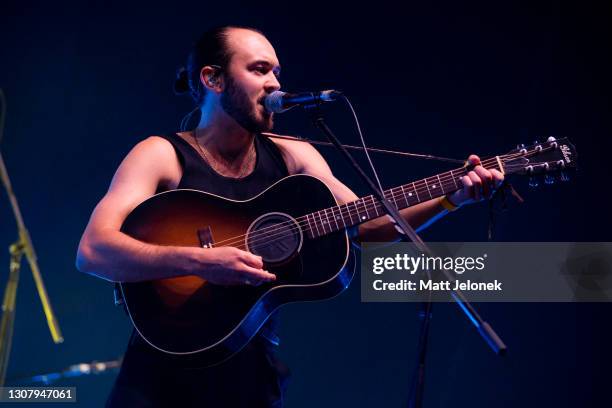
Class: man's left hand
448,155,504,207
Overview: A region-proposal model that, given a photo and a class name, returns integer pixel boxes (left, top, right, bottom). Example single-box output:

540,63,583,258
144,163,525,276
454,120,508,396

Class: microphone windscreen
264,91,287,113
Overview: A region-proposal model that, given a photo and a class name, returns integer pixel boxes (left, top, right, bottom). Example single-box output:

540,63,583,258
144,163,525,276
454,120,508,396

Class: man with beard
76,26,503,407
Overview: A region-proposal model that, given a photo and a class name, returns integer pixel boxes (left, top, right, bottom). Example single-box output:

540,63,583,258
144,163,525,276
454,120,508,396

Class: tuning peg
533,141,543,152
560,171,570,182
544,174,555,185
529,176,539,188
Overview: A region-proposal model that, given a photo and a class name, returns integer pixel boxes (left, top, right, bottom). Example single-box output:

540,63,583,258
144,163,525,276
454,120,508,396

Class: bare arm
76,136,275,285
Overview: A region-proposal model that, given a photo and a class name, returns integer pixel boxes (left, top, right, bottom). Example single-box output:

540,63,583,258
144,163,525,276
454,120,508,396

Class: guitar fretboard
304,161,501,239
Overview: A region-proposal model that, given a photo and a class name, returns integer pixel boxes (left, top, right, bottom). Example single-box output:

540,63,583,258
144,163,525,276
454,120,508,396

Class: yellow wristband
440,195,459,212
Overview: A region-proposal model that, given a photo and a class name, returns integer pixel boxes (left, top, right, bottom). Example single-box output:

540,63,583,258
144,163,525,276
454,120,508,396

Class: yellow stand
0,89,63,387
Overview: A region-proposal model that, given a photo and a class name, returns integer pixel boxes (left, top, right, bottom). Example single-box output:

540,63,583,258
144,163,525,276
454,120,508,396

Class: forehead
225,28,279,66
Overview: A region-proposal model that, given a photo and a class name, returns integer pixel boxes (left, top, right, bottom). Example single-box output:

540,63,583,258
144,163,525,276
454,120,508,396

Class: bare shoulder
133,135,177,159
109,135,181,194
262,132,328,175
81,135,182,234
119,135,182,190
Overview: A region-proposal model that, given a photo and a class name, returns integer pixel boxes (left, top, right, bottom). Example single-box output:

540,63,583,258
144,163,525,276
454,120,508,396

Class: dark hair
174,26,264,105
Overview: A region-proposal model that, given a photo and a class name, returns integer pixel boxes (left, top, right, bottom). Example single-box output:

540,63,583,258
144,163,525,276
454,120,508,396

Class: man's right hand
197,246,277,286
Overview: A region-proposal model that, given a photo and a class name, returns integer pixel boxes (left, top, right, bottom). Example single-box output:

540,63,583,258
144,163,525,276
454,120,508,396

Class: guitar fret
338,206,347,228
345,203,355,225
313,212,321,237
369,197,375,219
359,199,367,220
400,185,409,207
373,196,381,217
359,199,368,221
437,174,445,194
319,210,326,234
306,213,314,238
312,211,325,236
319,210,328,234
412,182,421,202
391,189,398,209
336,206,343,230
424,178,433,199
452,171,459,190
324,208,333,232
330,206,340,231
407,186,414,206
353,201,361,223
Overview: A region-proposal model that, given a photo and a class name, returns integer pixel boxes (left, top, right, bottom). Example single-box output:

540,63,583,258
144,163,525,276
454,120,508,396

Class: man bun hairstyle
173,26,264,105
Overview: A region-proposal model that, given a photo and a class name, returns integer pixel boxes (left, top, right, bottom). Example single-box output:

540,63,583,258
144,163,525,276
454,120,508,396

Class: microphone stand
303,101,506,408
0,89,63,386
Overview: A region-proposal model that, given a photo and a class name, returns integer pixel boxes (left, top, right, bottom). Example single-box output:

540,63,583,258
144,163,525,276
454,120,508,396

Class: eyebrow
250,60,282,75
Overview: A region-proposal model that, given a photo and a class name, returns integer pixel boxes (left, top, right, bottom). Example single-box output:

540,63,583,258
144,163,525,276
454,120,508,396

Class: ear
199,66,224,93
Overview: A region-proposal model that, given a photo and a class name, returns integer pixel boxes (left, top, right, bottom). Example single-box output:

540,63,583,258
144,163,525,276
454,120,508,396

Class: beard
220,75,274,133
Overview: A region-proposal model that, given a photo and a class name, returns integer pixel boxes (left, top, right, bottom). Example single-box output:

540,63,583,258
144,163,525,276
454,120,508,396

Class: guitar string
211,156,505,248
218,168,523,251
210,152,534,249
211,151,536,250
225,164,534,251
212,150,545,249
215,142,564,249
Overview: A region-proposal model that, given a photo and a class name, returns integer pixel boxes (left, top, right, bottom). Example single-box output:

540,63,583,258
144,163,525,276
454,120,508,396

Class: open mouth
258,99,271,115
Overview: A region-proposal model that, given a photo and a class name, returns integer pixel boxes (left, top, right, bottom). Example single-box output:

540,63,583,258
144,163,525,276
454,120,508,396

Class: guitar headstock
501,137,577,182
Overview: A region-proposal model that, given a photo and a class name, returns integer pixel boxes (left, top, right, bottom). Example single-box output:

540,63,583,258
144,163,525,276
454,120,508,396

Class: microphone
264,90,342,113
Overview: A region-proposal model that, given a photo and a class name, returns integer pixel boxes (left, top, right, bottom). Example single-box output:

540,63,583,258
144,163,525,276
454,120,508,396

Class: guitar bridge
197,227,214,248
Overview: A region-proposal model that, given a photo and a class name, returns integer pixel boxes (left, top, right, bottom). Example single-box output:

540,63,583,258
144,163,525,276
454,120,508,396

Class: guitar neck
304,158,504,239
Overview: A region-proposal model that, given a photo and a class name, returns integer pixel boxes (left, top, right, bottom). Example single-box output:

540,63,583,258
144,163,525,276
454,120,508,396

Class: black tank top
162,132,289,198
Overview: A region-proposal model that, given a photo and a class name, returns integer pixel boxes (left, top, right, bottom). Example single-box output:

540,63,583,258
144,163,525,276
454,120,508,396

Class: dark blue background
1,0,610,406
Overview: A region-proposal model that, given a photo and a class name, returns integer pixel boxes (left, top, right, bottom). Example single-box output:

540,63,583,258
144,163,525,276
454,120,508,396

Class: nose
265,73,281,93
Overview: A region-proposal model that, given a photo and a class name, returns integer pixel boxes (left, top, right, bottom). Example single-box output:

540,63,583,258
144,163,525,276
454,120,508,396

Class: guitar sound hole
246,212,303,265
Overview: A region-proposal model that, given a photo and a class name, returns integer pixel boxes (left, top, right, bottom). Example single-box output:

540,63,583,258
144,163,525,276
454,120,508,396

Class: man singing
76,26,503,407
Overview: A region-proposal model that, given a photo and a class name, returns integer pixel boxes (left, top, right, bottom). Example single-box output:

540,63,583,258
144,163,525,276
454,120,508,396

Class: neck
303,158,504,239
195,103,254,158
